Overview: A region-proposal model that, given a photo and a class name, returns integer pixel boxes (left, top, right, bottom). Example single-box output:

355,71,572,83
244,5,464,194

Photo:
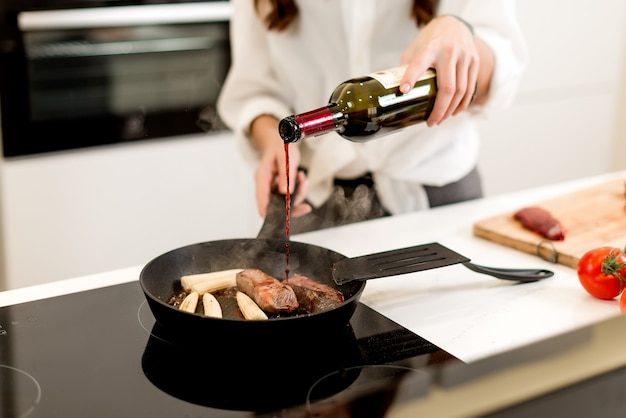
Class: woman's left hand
399,15,480,127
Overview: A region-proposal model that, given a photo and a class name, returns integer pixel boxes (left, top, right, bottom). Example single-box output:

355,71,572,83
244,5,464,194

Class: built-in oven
0,1,231,157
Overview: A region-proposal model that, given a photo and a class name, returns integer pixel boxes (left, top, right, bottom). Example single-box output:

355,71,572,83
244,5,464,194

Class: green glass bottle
279,65,437,143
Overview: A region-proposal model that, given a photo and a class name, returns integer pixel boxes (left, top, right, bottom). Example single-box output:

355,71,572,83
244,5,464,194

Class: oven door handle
18,2,232,31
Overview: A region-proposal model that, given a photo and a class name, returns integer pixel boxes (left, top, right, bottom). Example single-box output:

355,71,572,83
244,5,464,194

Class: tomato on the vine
577,246,626,300
621,290,626,312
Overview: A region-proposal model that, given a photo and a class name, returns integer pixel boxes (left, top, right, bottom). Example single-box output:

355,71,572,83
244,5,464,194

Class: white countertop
294,171,625,362
1,171,624,364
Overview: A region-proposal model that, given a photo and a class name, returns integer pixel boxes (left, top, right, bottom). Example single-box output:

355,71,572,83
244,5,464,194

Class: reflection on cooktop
0,365,41,417
306,364,430,417
0,281,456,416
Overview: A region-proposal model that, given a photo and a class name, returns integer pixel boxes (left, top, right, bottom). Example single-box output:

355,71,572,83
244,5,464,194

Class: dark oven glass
0,1,231,157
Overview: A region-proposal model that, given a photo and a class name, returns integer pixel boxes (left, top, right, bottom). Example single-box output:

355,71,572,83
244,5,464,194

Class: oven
0,0,231,157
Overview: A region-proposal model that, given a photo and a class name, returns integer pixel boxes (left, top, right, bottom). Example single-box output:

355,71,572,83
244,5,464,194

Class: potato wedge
236,291,268,320
179,291,199,313
202,293,222,318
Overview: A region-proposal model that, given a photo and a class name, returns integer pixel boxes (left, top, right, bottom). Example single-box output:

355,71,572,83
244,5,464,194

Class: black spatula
331,242,553,285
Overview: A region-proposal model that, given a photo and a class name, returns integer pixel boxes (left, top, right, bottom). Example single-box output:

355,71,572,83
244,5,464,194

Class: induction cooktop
0,281,456,417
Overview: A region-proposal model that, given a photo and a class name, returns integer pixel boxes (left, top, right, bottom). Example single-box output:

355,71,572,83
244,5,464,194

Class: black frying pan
140,238,365,341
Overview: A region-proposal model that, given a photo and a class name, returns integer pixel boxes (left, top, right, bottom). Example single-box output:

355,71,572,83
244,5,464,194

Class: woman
218,0,527,233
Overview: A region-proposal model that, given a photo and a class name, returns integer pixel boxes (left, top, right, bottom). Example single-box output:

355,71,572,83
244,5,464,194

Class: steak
236,269,298,314
286,274,344,313
514,206,566,241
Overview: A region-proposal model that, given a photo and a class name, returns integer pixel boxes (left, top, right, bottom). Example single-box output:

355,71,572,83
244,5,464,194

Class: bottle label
369,65,436,89
379,84,433,108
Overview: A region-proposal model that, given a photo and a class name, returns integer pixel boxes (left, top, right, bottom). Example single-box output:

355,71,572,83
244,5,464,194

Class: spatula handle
462,262,553,283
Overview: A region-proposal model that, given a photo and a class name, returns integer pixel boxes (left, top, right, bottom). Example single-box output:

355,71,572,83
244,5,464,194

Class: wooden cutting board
473,179,626,269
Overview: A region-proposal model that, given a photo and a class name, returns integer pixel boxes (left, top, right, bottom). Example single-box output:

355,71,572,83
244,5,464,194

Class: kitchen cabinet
0,133,262,289
387,314,626,417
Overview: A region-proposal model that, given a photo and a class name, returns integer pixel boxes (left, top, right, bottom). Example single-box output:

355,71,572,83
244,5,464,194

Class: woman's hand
250,115,312,218
399,15,493,126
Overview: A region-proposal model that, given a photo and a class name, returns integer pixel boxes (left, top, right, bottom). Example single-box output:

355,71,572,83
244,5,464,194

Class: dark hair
254,0,439,31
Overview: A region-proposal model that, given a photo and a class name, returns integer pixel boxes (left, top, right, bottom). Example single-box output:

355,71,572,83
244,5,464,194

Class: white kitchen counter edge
0,265,142,307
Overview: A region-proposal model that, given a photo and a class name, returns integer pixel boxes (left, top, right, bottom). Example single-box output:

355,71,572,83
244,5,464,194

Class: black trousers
423,166,483,208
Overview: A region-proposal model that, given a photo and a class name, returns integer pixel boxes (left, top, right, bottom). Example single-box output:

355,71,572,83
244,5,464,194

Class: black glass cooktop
0,281,456,417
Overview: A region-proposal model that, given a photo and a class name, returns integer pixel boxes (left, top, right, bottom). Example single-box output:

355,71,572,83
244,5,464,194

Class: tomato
577,247,626,300
621,290,626,312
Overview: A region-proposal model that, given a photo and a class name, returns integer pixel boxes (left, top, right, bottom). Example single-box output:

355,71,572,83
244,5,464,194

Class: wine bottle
279,65,437,143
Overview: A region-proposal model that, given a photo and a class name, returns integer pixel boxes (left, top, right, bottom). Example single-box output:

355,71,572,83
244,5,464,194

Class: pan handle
462,262,554,283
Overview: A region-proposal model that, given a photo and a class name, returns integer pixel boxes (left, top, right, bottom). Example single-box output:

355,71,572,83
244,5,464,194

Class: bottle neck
279,105,343,143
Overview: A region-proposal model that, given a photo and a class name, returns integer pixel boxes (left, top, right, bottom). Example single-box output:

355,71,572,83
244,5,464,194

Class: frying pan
140,238,365,341
139,237,553,342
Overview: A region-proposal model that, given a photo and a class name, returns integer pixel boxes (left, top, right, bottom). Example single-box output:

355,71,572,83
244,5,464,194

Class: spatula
331,242,553,285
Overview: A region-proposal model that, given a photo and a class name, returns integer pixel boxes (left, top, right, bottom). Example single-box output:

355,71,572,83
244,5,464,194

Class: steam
287,184,386,234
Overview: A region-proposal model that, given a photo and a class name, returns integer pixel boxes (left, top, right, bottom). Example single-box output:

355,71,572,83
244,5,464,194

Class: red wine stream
284,143,291,280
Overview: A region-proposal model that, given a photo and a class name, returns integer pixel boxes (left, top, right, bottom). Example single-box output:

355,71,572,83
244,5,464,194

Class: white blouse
217,0,528,214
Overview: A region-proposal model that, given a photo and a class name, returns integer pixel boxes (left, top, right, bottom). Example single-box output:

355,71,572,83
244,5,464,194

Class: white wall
615,25,626,171
477,0,626,195
0,133,262,289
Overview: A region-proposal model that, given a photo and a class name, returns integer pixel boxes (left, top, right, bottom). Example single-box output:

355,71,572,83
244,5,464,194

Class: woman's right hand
250,115,312,218
398,15,489,127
